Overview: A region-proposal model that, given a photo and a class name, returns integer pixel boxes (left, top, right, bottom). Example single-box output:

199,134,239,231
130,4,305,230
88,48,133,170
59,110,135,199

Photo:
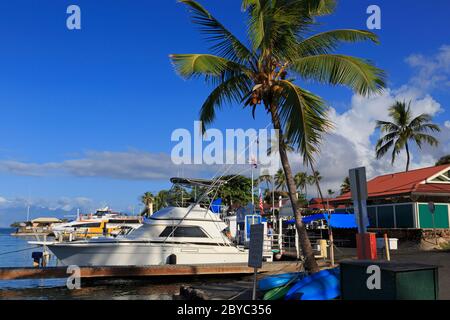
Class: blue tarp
285,213,360,229
211,198,222,213
329,213,358,229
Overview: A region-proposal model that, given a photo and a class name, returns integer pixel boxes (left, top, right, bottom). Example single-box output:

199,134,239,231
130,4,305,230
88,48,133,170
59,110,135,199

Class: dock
0,261,304,281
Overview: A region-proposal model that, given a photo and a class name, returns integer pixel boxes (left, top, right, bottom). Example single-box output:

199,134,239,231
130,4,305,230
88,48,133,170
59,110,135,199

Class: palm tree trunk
310,162,335,267
269,104,320,273
405,141,410,172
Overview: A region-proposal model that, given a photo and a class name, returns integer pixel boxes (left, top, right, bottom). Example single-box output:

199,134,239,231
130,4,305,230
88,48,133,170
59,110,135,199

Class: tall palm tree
170,0,385,272
376,101,440,172
340,176,350,195
274,168,287,191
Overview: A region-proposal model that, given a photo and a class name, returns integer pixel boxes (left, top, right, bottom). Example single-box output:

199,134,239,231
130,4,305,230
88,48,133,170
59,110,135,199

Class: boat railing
55,229,117,242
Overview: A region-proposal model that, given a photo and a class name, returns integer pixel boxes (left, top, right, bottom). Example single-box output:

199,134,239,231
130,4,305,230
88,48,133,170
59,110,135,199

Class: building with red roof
330,164,450,229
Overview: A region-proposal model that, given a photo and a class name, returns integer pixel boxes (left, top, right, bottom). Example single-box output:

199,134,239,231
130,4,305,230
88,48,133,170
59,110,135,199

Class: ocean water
0,228,245,300
0,228,65,291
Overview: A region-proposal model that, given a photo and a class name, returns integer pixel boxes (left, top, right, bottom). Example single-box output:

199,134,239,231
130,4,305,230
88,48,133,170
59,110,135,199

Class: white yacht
33,178,249,266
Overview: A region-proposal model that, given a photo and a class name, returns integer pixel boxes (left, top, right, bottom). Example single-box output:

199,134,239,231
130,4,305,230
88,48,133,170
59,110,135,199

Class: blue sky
0,1,449,225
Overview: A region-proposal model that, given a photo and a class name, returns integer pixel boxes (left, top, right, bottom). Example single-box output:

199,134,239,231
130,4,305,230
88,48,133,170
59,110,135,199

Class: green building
331,165,450,229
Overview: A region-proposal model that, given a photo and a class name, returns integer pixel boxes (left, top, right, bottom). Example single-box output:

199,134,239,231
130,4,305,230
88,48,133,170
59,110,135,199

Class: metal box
340,260,439,300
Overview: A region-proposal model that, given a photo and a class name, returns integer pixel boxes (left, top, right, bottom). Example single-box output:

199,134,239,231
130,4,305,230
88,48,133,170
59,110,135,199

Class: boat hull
48,242,248,266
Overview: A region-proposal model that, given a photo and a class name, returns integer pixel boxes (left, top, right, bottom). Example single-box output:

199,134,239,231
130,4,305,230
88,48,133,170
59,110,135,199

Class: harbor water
0,228,247,300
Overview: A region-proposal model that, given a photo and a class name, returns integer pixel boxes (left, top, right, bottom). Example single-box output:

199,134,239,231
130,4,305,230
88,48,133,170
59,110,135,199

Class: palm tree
309,171,322,185
274,168,287,191
436,155,450,166
376,101,440,172
153,190,170,211
140,192,154,216
170,0,385,273
340,176,350,195
258,174,273,190
327,189,335,197
294,172,308,194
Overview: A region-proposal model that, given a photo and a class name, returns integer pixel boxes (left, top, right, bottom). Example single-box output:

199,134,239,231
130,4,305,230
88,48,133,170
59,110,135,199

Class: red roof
308,198,333,210
332,164,450,202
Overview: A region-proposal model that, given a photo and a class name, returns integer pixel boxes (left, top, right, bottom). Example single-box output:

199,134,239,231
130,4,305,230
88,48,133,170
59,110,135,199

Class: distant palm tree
376,101,440,172
140,192,154,216
275,168,287,191
435,154,450,166
294,172,308,194
258,174,273,190
340,176,351,195
310,171,322,184
171,0,385,273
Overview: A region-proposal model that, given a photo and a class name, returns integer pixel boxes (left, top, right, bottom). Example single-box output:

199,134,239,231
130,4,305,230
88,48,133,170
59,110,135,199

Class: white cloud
0,195,95,212
0,196,99,227
405,45,450,91
0,150,225,181
304,47,450,195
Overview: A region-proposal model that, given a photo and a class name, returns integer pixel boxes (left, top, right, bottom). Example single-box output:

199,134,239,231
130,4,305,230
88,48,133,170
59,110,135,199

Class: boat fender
168,254,177,265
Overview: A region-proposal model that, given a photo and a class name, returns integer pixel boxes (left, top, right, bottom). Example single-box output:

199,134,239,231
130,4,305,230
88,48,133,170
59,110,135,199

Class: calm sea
0,228,183,299
0,228,244,300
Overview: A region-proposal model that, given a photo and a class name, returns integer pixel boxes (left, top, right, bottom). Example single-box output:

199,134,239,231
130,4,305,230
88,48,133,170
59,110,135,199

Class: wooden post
329,231,335,266
384,233,390,261
252,267,257,300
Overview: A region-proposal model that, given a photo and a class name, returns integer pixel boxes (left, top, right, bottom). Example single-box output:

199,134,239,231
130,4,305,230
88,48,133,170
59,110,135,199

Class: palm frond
376,131,398,146
391,137,406,164
413,123,441,133
180,0,253,63
411,133,439,149
276,80,332,165
376,120,399,133
297,29,379,56
169,54,250,83
409,113,432,127
291,54,386,96
199,75,252,132
388,101,411,126
375,139,394,159
242,0,261,11
305,0,337,16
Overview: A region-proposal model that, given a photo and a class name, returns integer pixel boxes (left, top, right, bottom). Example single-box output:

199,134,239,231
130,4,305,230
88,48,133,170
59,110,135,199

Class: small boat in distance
51,207,142,240
31,178,249,266
11,217,62,237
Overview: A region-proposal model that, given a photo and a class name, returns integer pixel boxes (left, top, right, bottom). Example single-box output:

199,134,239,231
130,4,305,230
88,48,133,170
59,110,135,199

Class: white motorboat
32,178,249,266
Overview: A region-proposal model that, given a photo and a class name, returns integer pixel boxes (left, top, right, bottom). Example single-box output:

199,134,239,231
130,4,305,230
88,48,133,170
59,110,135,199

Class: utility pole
26,205,30,222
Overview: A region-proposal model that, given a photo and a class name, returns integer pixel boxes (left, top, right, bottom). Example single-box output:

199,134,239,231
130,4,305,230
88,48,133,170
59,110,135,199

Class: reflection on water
0,278,182,300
